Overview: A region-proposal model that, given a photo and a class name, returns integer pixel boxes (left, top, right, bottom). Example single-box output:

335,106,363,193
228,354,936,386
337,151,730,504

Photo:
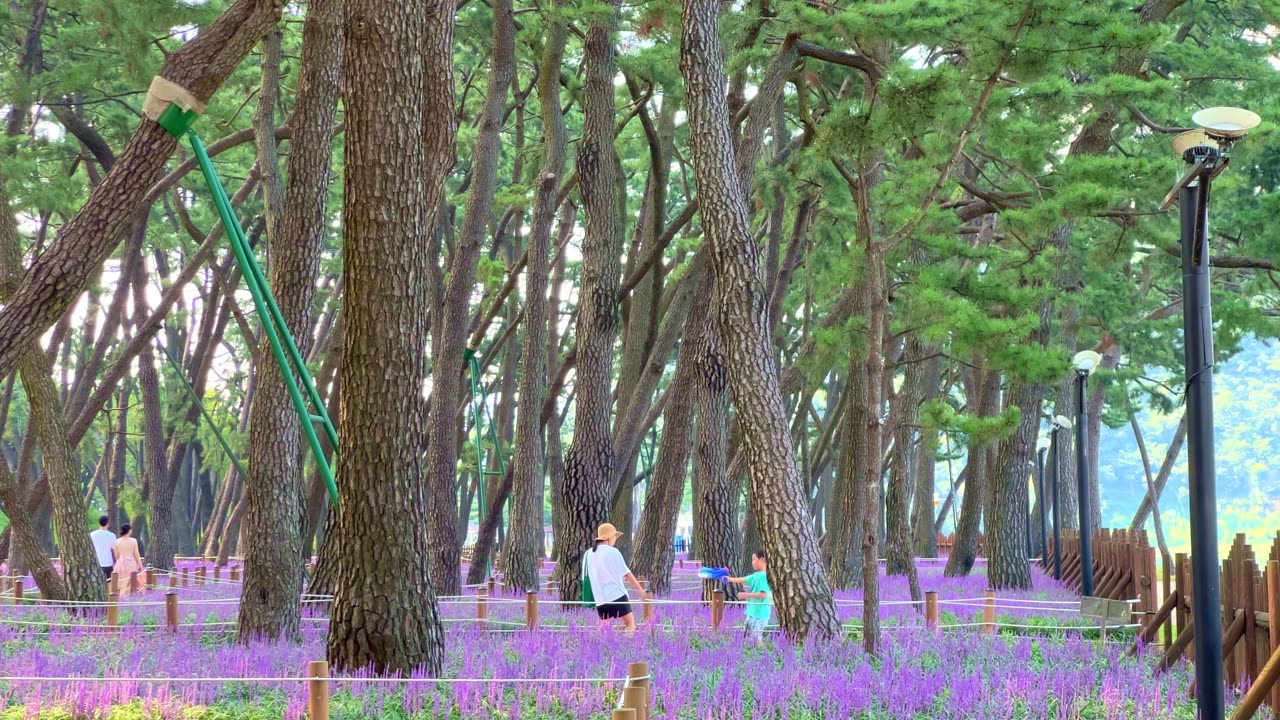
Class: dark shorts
102,567,113,579
596,595,632,620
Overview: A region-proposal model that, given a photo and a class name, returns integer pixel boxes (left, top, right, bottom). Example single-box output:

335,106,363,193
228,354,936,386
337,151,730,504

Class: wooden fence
1049,529,1280,719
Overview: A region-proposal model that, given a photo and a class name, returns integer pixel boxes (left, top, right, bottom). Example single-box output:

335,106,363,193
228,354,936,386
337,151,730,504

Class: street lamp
1050,414,1071,581
1036,438,1050,571
1164,105,1259,720
1072,350,1101,597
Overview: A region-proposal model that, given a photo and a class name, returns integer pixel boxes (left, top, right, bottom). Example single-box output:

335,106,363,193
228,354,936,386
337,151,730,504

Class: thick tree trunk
500,0,561,595
554,0,624,603
239,0,342,641
692,311,737,597
680,2,838,641
986,378,1038,589
910,358,943,558
325,0,449,674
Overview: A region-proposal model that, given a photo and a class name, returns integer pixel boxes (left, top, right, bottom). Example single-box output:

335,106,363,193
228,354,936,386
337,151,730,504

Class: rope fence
0,661,655,720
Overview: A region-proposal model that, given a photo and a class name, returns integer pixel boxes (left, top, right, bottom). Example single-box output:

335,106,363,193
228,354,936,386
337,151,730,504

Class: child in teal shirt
727,550,771,643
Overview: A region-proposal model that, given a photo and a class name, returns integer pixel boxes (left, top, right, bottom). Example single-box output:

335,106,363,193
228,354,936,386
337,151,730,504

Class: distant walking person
89,516,116,580
583,523,646,633
112,525,145,595
726,550,772,644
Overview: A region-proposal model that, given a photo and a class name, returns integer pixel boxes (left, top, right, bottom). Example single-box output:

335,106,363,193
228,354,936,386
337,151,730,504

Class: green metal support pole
186,130,339,507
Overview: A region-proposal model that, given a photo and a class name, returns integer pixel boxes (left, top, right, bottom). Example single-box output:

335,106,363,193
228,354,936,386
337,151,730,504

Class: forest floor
0,558,1227,719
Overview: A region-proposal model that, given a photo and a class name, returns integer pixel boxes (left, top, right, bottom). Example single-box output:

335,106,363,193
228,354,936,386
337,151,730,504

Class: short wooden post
679,559,684,569
525,590,538,630
642,592,654,624
477,588,489,622
230,566,240,583
146,569,157,591
925,591,939,630
168,572,177,590
612,710,636,720
307,660,330,720
213,565,221,582
711,589,725,630
622,687,647,720
181,568,190,587
110,572,120,595
13,579,23,604
628,661,651,719
1268,560,1280,713
983,590,996,635
129,571,139,594
487,576,496,596
165,591,178,633
196,566,206,586
107,592,119,632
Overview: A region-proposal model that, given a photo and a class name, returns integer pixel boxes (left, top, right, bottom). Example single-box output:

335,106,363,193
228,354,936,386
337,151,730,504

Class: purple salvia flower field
0,559,1243,718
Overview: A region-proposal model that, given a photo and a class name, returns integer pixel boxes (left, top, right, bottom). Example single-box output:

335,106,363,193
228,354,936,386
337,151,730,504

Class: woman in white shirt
584,523,646,632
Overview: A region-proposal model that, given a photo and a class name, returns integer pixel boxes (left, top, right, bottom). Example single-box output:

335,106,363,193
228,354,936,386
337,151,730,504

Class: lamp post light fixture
1036,438,1050,570
1072,350,1101,597
1050,415,1071,581
1164,106,1259,720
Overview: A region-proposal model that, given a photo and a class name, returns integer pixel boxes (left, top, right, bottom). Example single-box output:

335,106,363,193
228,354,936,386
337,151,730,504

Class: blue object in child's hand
697,567,729,581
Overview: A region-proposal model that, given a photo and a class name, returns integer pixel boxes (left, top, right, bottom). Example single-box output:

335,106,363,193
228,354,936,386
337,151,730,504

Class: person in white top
89,516,116,579
584,523,646,633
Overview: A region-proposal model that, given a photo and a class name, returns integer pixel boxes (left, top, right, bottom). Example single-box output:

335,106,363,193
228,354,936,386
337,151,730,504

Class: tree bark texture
986,378,1037,589
423,0,513,596
239,0,342,641
325,0,447,675
692,311,737,597
500,0,562,595
555,0,624,603
680,0,838,641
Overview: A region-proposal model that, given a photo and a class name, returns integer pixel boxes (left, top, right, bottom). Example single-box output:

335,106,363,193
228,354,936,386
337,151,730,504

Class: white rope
0,675,632,685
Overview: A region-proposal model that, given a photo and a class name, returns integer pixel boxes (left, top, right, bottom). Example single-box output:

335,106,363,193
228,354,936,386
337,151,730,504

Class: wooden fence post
1269,559,1280,714
711,590,725,630
181,568,190,588
107,592,119,632
477,588,488,622
612,710,636,720
628,661,651,720
196,566,206,586
642,592,654,624
166,591,178,633
213,565,221,582
230,565,240,583
983,590,996,635
169,571,177,590
487,577,496,596
13,579,23,605
925,591,939,630
525,590,538,630
110,572,119,595
146,568,157,591
307,660,330,720
130,571,139,594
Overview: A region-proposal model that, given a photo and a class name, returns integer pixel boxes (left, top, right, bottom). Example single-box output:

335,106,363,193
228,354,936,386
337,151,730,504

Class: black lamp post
1050,415,1070,581
1072,350,1101,597
1037,444,1049,570
1162,106,1259,720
